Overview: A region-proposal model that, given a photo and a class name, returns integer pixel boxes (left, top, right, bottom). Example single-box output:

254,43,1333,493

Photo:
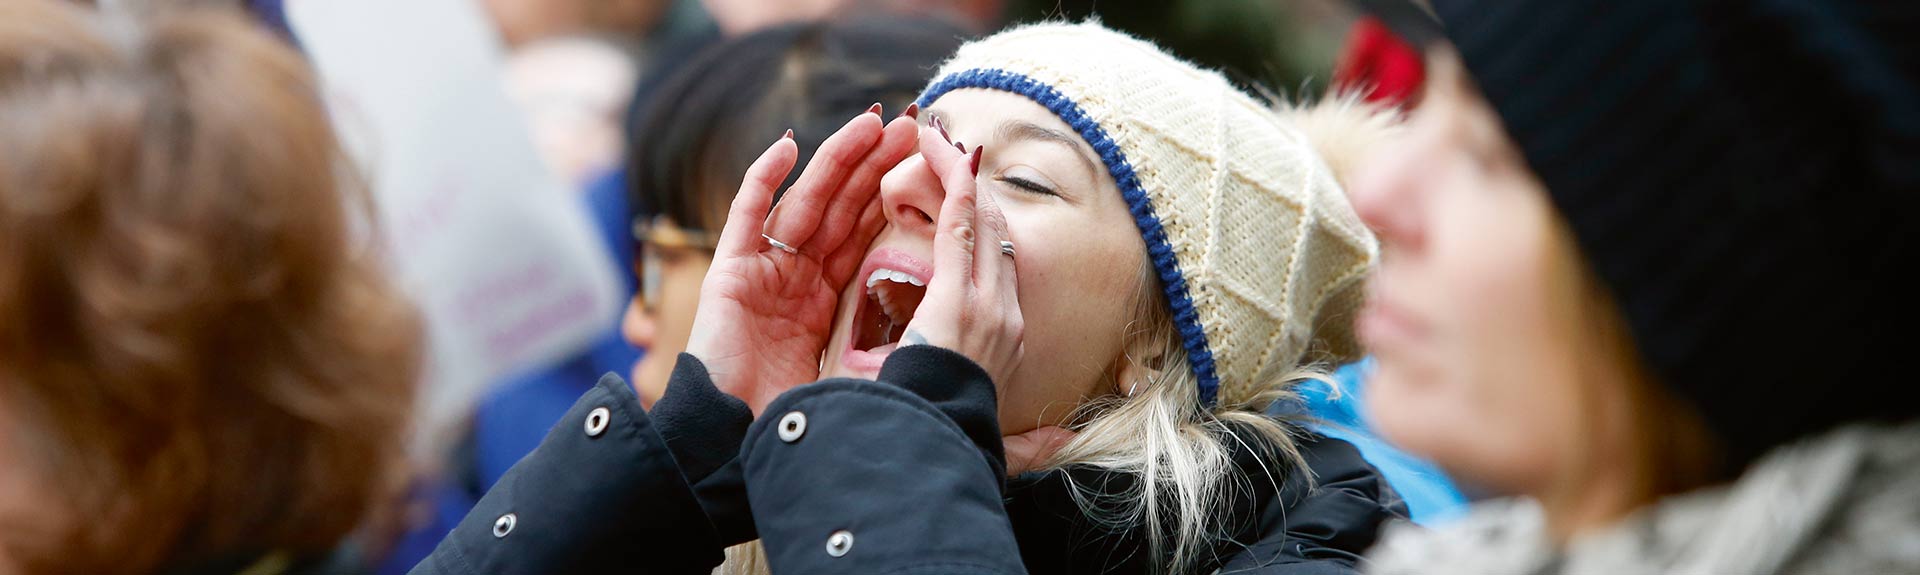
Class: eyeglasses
632,215,718,311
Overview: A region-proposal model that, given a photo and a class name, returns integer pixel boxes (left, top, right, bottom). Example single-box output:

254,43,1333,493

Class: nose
620,295,656,351
879,152,943,237
1348,134,1426,253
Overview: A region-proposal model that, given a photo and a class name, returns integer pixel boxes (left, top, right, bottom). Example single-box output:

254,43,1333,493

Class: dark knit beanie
1427,0,1920,473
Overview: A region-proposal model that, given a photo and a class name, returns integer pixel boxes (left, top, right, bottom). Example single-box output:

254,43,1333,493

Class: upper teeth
866,268,925,289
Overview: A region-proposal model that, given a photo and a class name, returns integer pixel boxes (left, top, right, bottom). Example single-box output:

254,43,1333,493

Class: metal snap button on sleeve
777,411,807,443
584,406,611,437
826,530,854,557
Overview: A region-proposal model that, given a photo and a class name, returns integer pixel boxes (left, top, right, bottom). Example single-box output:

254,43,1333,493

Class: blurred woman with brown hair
0,2,423,573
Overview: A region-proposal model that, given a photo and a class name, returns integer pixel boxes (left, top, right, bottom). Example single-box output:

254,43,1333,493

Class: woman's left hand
897,123,1026,392
685,107,920,413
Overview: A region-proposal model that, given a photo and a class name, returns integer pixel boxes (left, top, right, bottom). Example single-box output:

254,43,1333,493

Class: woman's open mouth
841,248,932,372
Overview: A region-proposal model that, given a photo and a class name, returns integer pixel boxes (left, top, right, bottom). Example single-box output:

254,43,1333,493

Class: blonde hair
1042,260,1318,574
1035,95,1394,574
717,541,770,575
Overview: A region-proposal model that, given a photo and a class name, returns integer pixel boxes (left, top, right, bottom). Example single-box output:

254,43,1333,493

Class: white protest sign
288,0,624,451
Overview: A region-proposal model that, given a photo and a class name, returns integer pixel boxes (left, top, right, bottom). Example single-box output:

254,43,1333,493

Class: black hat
1425,0,1920,472
1349,0,1445,48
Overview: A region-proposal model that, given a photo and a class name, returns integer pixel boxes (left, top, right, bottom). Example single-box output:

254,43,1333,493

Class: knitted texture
1433,0,1920,470
917,22,1377,406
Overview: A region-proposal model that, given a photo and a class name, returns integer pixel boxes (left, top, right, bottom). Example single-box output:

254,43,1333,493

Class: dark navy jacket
409,346,1405,574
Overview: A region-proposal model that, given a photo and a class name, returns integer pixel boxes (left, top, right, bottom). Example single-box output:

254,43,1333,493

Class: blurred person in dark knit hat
0,2,423,574
1346,1,1920,573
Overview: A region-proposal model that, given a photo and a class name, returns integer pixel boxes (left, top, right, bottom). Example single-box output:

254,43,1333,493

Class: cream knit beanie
916,22,1378,406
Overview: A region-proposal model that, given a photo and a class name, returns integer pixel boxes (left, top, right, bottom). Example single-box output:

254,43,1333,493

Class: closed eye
999,175,1058,197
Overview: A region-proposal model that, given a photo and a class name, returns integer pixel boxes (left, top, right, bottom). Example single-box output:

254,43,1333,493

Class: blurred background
475,0,1360,190
107,0,1424,571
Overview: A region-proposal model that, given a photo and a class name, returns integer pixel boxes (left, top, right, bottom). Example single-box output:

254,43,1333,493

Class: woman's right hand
898,124,1024,393
684,108,919,413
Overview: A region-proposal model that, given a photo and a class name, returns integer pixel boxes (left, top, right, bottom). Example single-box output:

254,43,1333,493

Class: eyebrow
926,109,1102,183
994,120,1102,179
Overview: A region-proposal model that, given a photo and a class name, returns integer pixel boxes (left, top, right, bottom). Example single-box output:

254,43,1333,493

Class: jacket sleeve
1216,430,1412,575
739,345,1027,575
409,355,753,575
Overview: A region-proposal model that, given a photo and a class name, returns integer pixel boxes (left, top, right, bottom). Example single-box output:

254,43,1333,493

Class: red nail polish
899,102,919,120
866,102,882,116
970,146,983,175
933,116,950,143
784,129,794,140
955,141,965,153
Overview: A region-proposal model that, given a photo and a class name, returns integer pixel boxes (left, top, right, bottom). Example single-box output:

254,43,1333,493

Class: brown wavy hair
0,2,423,573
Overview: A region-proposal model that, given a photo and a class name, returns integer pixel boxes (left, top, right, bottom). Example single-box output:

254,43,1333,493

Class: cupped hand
897,123,1025,396
684,106,920,413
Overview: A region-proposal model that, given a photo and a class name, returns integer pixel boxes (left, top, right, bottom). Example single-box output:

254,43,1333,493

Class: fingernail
955,141,965,153
783,129,794,140
866,102,882,116
898,102,919,120
970,146,983,176
933,116,950,143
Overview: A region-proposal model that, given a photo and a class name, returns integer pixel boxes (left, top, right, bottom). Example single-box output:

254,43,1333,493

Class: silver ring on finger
763,234,799,254
999,240,1016,258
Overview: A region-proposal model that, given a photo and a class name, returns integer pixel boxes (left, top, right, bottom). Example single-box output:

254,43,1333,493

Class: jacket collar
1002,421,1294,574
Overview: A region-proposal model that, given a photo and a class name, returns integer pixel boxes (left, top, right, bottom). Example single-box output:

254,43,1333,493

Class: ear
1112,361,1152,398
1110,333,1168,397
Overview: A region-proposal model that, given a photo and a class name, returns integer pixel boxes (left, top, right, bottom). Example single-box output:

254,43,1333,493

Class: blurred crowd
2,0,1915,574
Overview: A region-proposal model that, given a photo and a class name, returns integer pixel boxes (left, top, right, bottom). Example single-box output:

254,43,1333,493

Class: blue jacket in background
1293,360,1468,525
